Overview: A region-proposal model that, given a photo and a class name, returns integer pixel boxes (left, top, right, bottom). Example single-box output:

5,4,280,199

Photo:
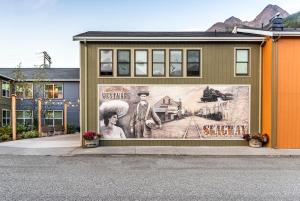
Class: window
17,110,33,126
16,83,33,99
135,50,148,76
45,110,63,126
2,81,10,98
117,50,131,76
187,50,201,76
99,49,113,76
169,50,183,76
2,109,11,126
235,49,250,76
152,50,165,76
44,84,63,99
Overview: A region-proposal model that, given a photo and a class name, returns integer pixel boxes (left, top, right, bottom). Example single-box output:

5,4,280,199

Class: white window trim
44,110,63,126
44,83,64,99
16,110,33,125
16,83,33,99
1,80,10,98
2,109,11,127
234,47,251,77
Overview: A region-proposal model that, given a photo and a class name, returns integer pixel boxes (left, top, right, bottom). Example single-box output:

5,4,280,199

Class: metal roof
73,31,265,42
0,73,14,80
0,68,79,81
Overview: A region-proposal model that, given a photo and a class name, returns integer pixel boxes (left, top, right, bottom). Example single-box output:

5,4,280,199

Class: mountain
284,11,300,28
207,4,289,31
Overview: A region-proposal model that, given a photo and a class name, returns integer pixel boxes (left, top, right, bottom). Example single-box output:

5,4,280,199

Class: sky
0,0,299,68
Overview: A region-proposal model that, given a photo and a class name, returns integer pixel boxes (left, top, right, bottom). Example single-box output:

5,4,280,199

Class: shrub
67,124,76,134
0,134,10,142
22,130,39,139
0,126,12,139
17,124,32,134
0,126,12,136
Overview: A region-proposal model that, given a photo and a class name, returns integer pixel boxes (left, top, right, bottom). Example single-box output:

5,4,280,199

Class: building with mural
73,31,264,146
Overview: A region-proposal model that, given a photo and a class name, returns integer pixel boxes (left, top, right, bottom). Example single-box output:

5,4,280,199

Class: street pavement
0,155,300,201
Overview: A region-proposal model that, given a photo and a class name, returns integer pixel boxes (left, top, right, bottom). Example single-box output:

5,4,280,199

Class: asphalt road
0,155,300,201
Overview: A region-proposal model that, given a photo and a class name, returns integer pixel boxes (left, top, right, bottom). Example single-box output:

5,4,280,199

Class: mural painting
98,85,250,139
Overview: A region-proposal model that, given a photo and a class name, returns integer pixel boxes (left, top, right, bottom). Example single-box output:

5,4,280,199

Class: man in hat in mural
130,90,162,138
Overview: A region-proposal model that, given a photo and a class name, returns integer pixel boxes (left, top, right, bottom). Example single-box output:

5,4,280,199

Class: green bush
22,130,39,139
16,124,32,134
0,134,10,141
0,126,12,142
67,124,77,134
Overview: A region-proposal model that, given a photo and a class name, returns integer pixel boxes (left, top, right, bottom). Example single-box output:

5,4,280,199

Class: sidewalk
1,134,300,157
70,146,300,157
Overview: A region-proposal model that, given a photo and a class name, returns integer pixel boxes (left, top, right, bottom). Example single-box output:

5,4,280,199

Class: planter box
84,139,99,148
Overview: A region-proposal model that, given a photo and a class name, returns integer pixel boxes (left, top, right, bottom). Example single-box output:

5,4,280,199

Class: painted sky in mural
98,85,250,139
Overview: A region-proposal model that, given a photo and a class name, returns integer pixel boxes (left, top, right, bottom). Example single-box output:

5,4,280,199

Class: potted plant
83,131,99,148
243,133,269,148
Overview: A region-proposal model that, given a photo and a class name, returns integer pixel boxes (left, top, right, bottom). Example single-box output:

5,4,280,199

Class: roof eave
234,27,300,37
73,36,265,42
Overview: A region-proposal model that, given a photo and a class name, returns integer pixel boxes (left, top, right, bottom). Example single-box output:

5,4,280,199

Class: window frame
2,109,11,127
234,48,251,77
16,82,33,99
169,49,183,77
117,49,131,77
44,110,63,126
152,49,166,77
134,49,148,77
16,110,33,126
44,83,64,99
186,49,202,77
99,49,114,77
1,80,10,98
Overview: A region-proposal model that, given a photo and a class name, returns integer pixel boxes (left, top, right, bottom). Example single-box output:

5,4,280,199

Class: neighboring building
0,74,13,127
234,19,300,148
0,68,80,130
73,31,265,146
154,96,182,122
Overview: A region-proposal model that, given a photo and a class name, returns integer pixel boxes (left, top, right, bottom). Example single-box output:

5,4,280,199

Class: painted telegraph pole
64,101,68,134
38,98,42,136
11,94,16,141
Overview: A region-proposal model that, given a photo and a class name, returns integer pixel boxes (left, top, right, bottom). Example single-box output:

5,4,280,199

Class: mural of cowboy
130,90,162,138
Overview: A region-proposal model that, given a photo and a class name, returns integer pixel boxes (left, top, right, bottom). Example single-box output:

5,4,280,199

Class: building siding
81,42,261,144
0,78,12,127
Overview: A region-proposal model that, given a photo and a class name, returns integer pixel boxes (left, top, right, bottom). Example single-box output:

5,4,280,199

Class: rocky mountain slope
207,4,289,31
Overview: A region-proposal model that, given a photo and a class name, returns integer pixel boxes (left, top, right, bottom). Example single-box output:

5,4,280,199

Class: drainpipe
259,40,265,134
271,36,280,148
84,39,88,146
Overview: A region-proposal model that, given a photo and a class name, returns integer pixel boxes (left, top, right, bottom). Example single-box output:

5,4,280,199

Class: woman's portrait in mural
100,111,126,139
99,99,129,139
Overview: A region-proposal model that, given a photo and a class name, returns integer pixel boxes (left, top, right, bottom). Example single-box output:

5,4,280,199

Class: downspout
259,39,265,134
84,39,88,146
271,36,280,148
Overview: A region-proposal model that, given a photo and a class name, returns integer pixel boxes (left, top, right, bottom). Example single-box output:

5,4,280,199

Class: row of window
99,48,250,77
99,49,202,77
2,109,63,127
1,82,63,99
